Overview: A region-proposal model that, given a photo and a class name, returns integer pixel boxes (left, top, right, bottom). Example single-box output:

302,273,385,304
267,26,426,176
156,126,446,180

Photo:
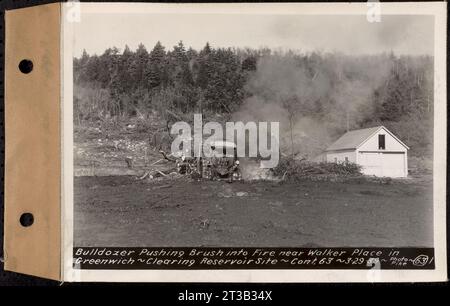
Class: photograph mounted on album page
3,2,447,282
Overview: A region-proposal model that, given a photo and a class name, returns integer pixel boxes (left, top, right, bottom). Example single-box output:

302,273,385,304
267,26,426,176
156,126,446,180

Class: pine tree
196,42,213,89
129,43,149,89
203,48,245,113
171,41,193,86
146,41,166,89
241,55,257,71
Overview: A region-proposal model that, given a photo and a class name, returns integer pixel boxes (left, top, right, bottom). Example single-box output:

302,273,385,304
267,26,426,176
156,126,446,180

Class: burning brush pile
272,157,362,182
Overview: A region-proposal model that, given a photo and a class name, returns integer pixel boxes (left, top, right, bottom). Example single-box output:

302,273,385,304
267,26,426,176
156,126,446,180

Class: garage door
358,152,405,178
381,153,406,177
358,152,382,176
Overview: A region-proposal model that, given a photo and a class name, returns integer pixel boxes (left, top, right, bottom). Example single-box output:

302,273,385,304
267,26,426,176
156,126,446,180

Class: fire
239,158,278,181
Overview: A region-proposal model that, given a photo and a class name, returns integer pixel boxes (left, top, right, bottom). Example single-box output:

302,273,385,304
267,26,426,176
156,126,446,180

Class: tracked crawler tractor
175,140,242,181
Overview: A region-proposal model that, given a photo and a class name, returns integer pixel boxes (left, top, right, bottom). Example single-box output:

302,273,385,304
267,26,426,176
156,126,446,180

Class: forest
73,41,434,160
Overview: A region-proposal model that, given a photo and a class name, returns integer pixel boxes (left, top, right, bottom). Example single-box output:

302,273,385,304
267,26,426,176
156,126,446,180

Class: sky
73,13,434,57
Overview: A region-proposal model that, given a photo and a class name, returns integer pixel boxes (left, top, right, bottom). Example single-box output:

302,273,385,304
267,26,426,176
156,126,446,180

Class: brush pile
273,157,362,182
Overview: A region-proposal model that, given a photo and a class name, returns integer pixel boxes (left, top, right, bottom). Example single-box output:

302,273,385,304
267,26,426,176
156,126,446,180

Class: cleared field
74,175,433,247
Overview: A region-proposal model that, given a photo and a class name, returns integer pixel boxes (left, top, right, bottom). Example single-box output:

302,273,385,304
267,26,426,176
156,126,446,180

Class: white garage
325,126,409,178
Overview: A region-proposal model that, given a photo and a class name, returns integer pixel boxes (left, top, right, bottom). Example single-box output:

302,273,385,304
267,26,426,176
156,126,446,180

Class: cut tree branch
159,150,177,162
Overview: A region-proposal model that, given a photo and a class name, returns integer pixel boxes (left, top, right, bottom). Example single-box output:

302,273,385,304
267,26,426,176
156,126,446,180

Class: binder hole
19,59,33,74
20,213,34,227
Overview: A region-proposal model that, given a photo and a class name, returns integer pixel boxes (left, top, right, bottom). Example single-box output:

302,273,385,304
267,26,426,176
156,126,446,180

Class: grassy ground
74,175,433,247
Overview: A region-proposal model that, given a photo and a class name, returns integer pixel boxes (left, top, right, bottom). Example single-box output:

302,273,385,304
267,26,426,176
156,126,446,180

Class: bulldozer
173,140,242,181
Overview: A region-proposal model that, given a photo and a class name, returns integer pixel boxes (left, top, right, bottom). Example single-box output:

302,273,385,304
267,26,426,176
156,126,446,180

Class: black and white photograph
62,2,446,282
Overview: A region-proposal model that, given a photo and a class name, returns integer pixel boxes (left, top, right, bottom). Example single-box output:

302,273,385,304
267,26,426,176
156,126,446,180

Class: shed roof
326,126,409,151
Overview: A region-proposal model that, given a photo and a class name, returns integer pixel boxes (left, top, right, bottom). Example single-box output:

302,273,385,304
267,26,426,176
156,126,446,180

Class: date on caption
178,290,272,303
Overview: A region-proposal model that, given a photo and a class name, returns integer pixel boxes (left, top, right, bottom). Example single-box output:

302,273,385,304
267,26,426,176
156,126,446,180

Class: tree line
74,41,433,157
74,41,257,117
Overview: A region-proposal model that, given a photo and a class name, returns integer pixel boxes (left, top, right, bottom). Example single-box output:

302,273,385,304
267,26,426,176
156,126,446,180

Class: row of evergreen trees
74,41,434,157
74,41,257,116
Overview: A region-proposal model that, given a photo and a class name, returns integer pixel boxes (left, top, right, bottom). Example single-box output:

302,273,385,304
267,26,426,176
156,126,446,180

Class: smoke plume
232,52,392,162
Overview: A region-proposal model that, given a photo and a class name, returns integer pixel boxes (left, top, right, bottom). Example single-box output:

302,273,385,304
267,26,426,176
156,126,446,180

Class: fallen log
138,168,174,180
149,158,164,166
165,109,183,121
138,171,150,180
159,150,177,162
153,184,172,189
155,170,169,177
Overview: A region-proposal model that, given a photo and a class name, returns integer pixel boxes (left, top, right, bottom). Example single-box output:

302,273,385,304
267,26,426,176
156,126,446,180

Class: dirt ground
74,175,433,247
73,125,433,248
